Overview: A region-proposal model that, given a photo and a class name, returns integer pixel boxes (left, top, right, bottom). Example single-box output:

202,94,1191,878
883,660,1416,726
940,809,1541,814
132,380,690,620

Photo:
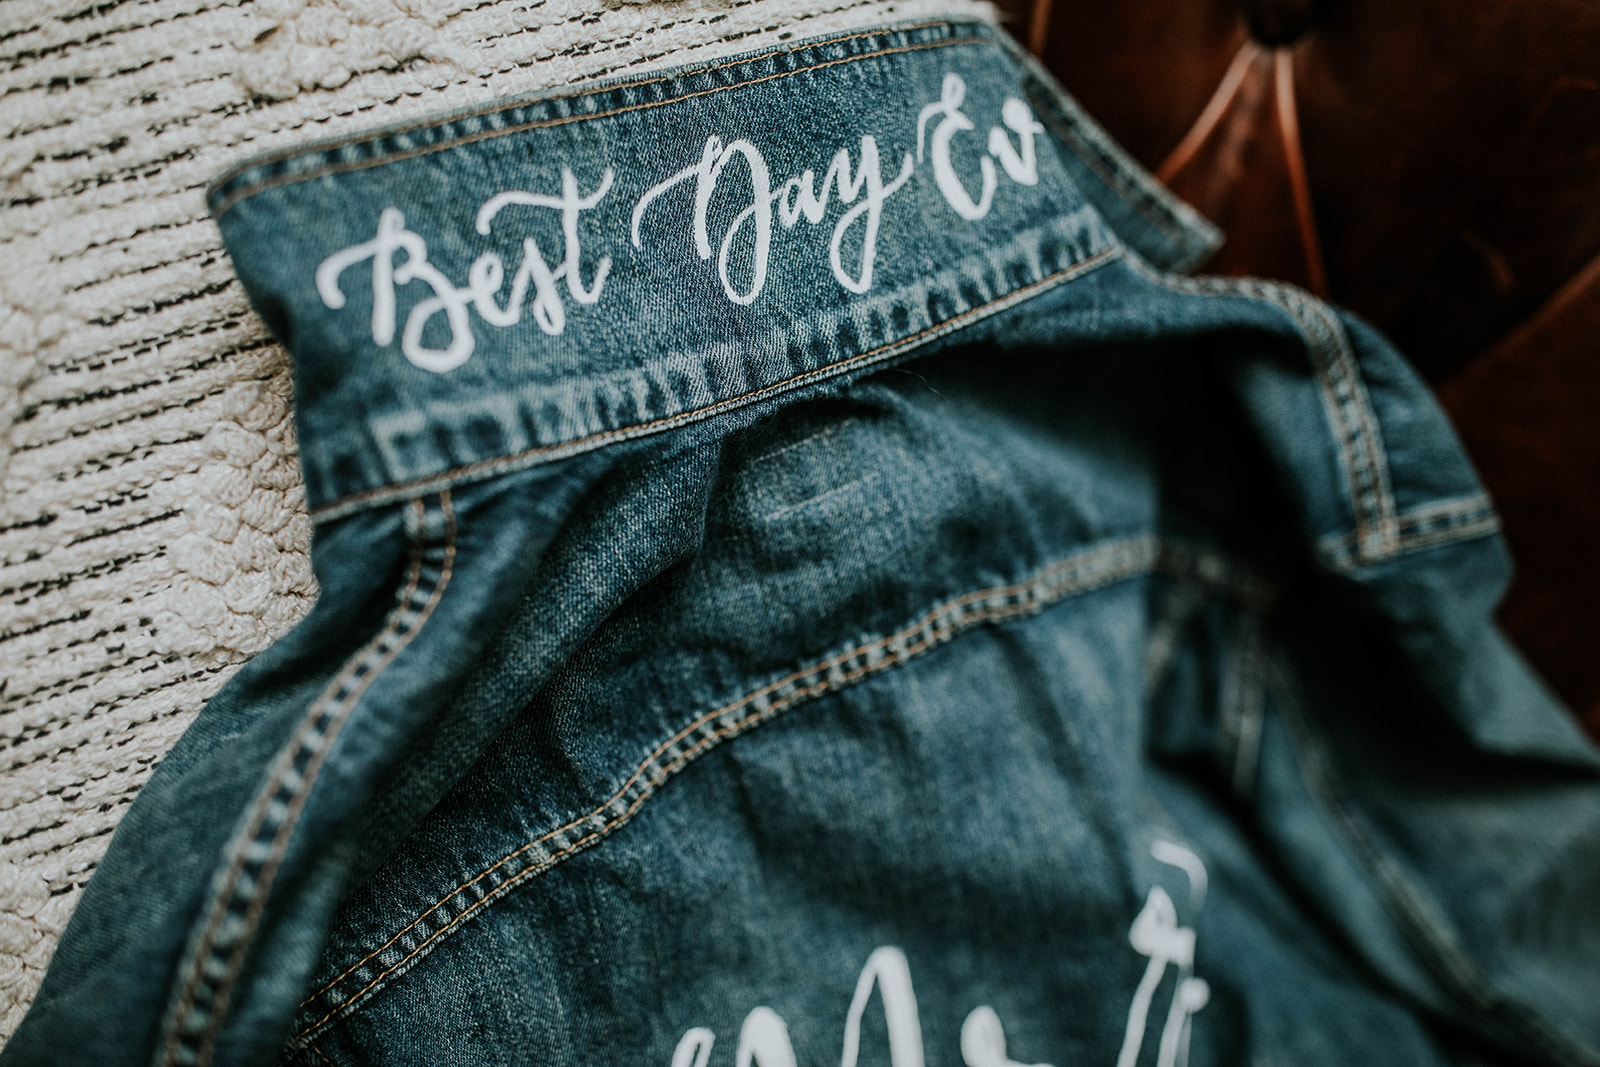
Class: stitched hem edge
994,33,1222,271
1125,257,1402,565
1316,494,1500,572
157,492,458,1067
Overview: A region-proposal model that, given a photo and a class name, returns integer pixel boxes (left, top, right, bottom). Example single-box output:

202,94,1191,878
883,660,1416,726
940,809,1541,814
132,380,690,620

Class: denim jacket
6,18,1599,1067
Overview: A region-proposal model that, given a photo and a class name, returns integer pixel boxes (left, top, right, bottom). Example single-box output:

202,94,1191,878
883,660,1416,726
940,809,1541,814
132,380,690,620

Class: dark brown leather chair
1002,0,1600,734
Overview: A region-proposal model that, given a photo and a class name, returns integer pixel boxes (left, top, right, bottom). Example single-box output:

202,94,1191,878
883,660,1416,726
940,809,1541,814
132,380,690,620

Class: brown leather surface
1153,41,1328,295
1438,259,1600,730
1003,0,1600,733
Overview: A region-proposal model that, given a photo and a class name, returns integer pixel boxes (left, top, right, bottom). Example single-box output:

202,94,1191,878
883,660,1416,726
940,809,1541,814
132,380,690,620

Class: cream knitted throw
0,0,995,1039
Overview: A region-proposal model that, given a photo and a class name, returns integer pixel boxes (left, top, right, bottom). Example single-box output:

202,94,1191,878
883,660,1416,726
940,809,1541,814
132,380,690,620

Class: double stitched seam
211,30,980,217
1128,260,1400,561
1265,660,1600,1066
289,536,1269,1043
307,247,1123,524
1377,513,1500,555
1386,494,1495,531
157,491,458,1067
1319,495,1499,570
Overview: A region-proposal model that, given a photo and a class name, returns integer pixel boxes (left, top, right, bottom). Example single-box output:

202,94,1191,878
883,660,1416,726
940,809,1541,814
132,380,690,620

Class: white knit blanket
0,0,995,1039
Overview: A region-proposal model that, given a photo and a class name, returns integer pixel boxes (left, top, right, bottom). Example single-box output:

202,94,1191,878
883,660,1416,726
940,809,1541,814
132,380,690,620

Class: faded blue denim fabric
6,17,1600,1067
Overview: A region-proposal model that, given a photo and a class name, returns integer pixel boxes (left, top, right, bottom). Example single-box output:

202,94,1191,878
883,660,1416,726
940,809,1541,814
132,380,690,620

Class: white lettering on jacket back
316,74,1046,373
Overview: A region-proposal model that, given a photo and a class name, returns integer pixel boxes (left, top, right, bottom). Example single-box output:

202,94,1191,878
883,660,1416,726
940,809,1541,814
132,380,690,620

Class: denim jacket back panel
7,19,1600,1067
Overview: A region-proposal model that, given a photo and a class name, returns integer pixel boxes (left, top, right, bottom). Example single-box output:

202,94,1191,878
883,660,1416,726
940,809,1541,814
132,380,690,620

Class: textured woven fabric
0,0,993,1039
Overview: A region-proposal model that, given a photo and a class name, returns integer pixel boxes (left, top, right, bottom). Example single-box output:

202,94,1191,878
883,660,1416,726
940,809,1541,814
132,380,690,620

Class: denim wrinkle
5,17,1600,1067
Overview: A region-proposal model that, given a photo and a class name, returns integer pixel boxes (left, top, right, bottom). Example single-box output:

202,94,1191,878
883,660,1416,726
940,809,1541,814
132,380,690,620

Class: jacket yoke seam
288,535,1272,1046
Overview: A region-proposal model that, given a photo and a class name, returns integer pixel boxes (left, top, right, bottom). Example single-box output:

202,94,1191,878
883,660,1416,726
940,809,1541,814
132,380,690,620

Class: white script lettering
631,133,914,301
961,1006,1052,1067
316,73,1048,372
1116,842,1210,1067
917,72,995,220
631,72,1040,304
668,845,1209,1067
316,167,613,372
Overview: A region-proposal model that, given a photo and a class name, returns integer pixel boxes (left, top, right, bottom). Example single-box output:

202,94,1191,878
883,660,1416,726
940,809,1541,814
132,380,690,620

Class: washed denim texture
6,18,1600,1067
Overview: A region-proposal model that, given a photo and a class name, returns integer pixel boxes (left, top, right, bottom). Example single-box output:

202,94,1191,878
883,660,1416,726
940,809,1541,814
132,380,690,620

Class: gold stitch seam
160,500,430,1064
195,499,457,1064
1328,500,1498,559
292,536,1195,1039
1130,263,1394,553
166,494,456,1067
297,586,1080,1036
297,526,1145,1010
